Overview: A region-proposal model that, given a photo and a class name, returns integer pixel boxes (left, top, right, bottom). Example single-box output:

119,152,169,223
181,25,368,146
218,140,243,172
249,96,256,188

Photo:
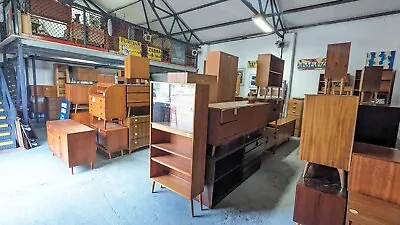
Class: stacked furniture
204,51,238,102
357,66,383,104
203,101,270,208
347,143,400,225
47,97,63,120
149,82,209,217
167,72,218,103
98,74,115,83
256,54,284,91
72,67,99,82
88,83,128,158
54,64,69,97
293,95,359,225
377,69,396,105
29,85,57,120
286,98,304,137
46,119,96,174
122,56,151,153
65,84,92,126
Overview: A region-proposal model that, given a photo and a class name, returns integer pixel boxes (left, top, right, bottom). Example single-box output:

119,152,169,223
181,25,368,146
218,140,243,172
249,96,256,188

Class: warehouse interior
0,0,400,224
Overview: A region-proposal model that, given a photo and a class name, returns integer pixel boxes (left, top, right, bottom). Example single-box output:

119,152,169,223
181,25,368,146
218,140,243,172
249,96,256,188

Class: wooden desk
46,119,96,174
268,117,296,147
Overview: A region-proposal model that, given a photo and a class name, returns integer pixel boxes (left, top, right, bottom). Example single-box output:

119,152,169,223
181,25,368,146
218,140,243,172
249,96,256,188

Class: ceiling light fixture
252,14,274,33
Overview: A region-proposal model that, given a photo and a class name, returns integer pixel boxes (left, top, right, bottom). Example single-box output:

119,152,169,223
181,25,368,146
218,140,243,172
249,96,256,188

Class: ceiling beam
173,0,359,36
108,0,141,13
138,0,230,25
204,8,400,45
240,0,259,14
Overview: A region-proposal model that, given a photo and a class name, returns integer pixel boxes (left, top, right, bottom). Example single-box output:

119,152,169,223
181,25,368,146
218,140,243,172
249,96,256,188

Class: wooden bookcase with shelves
149,82,209,217
378,69,396,105
53,64,70,97
256,54,284,88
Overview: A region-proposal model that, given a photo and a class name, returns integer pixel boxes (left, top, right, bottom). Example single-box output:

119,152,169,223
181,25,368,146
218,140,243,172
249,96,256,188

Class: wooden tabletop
269,117,296,126
353,142,400,163
46,119,94,134
208,101,268,110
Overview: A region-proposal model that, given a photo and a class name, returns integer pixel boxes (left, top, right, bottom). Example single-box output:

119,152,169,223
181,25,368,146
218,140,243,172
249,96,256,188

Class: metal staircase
0,67,17,150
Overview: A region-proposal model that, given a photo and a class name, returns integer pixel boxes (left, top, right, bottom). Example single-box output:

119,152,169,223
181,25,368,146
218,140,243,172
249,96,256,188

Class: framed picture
249,74,257,88
237,68,245,86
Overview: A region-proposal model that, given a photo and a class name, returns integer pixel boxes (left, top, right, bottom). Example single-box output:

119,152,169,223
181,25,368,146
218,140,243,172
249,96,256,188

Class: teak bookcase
256,54,284,88
149,82,209,217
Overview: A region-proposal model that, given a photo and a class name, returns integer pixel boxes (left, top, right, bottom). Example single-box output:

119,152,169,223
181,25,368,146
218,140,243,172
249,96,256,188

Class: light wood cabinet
205,51,238,102
91,120,128,158
123,115,150,153
124,55,150,79
46,119,96,174
65,84,92,105
287,98,304,137
88,83,126,122
268,117,295,147
126,85,150,108
299,95,359,171
150,82,209,217
167,72,218,103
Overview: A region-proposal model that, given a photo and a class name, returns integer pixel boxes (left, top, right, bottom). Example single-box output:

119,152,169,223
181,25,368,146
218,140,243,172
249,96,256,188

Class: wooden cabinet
349,143,400,205
167,72,218,103
91,121,128,158
150,82,209,217
268,117,295,147
359,66,383,92
72,67,100,82
325,42,351,80
124,55,150,79
65,84,92,105
299,95,359,171
354,105,400,148
88,83,126,121
257,98,282,122
123,115,150,153
256,54,284,88
203,128,265,208
294,177,347,225
263,127,277,150
98,74,115,83
207,101,269,146
346,192,400,225
378,69,396,105
70,112,91,126
46,119,96,174
46,97,63,120
205,51,238,102
30,85,57,97
287,98,304,137
126,85,150,108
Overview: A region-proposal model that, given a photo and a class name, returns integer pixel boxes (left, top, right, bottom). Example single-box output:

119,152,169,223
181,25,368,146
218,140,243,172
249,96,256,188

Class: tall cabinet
149,82,209,217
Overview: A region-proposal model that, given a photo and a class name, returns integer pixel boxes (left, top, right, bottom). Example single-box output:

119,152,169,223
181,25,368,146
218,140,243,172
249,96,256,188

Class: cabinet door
47,128,61,156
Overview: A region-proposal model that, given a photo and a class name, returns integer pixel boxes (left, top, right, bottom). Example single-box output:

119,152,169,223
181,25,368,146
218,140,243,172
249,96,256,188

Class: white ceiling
89,0,400,44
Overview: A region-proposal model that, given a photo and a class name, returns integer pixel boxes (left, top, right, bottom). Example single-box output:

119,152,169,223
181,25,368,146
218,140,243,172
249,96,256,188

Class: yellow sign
147,46,162,61
119,37,142,56
247,60,257,68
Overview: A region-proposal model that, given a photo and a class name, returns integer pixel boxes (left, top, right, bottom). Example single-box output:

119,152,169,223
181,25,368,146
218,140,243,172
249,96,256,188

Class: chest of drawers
88,83,126,121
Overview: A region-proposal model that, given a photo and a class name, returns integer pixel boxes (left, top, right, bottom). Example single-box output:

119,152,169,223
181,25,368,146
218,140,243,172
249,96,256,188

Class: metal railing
0,66,17,146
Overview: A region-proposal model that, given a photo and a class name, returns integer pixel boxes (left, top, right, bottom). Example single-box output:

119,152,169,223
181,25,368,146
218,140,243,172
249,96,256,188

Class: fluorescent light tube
252,14,274,33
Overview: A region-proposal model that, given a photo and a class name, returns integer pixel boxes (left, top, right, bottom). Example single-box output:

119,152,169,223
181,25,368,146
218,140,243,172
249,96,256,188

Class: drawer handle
349,209,359,214
293,106,296,108
293,111,296,113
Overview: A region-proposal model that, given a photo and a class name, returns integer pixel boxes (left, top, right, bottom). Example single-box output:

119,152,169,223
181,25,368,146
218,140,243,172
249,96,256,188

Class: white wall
198,33,295,97
291,14,400,106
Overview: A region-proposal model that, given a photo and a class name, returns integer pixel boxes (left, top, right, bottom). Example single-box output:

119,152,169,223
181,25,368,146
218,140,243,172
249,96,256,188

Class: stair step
0,116,6,120
0,124,8,128
0,140,14,147
0,109,4,112
0,132,10,137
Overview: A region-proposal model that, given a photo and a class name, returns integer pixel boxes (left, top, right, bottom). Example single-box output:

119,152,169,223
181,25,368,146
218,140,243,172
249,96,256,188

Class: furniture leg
121,150,124,156
90,162,94,170
190,199,194,217
127,107,131,117
324,79,328,94
211,146,216,157
108,153,112,159
151,181,155,193
338,169,346,191
52,152,55,156
199,194,203,210
104,120,106,129
360,92,365,104
302,162,310,177
340,78,344,95
75,104,78,113
161,185,165,188
71,167,74,175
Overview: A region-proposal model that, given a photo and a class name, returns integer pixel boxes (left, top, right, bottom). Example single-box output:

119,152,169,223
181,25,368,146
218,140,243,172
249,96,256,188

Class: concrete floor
0,126,304,225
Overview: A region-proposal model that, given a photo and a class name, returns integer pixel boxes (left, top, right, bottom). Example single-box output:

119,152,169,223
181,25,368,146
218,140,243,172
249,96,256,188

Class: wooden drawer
30,85,57,97
128,122,149,137
126,85,150,93
347,192,400,225
129,136,149,150
220,108,238,124
127,93,150,103
287,101,303,116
